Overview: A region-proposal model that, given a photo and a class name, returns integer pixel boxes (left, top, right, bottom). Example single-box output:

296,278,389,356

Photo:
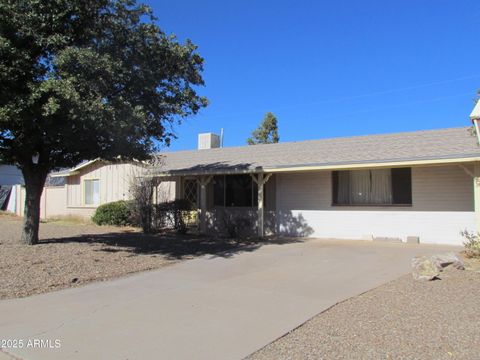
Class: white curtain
350,170,371,204
337,169,393,205
370,169,392,204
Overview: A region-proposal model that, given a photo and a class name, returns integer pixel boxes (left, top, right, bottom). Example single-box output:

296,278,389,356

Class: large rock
411,253,464,281
412,256,440,281
431,252,464,271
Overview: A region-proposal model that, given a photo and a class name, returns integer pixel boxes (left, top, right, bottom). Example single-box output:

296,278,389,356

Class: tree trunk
21,166,48,245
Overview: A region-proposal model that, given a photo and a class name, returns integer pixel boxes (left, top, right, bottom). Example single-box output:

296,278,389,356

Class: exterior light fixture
32,152,40,164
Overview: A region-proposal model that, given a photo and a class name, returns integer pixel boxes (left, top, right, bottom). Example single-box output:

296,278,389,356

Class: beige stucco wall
66,162,144,207
14,184,24,217
40,186,67,219
64,162,176,218
14,162,176,220
275,164,475,245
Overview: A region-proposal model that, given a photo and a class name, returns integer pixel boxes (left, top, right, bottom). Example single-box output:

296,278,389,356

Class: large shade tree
0,0,207,244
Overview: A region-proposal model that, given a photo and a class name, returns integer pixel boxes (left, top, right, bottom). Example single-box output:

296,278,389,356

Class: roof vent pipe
470,100,480,145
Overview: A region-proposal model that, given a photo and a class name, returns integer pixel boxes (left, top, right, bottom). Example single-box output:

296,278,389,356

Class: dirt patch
0,216,269,300
248,267,480,360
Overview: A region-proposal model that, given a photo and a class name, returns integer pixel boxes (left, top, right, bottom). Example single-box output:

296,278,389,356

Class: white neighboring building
0,165,23,213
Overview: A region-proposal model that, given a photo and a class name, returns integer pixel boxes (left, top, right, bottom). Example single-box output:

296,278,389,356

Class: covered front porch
151,160,480,245
170,172,276,237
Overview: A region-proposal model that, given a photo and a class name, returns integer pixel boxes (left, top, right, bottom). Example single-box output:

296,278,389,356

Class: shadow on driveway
40,231,304,260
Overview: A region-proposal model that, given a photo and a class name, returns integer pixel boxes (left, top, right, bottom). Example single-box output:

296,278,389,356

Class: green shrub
92,200,132,226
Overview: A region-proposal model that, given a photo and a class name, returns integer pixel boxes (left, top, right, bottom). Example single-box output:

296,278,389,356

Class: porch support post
474,163,480,233
199,175,212,234
152,178,160,205
175,176,182,200
251,173,272,237
257,173,264,237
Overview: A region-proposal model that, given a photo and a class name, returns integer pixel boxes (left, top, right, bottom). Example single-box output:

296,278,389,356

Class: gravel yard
248,264,480,360
0,215,257,300
3,214,479,360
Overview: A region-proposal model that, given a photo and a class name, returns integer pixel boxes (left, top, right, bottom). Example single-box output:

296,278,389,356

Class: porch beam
458,164,475,178
250,172,272,185
199,175,212,234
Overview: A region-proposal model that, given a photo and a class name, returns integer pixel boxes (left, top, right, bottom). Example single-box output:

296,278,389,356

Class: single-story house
149,125,480,246
9,101,480,245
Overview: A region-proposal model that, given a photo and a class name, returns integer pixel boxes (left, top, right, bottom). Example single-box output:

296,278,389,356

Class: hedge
92,200,132,226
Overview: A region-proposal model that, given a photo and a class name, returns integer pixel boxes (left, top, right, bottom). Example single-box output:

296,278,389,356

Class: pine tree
247,112,279,145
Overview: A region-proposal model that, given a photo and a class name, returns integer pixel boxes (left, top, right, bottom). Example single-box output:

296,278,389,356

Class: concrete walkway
0,239,459,360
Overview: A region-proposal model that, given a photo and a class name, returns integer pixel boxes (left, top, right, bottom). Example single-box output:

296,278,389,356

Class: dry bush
460,229,480,258
129,177,161,233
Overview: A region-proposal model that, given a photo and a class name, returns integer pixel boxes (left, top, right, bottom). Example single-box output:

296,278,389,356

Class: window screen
84,179,100,205
213,176,225,206
213,175,258,207
391,168,412,204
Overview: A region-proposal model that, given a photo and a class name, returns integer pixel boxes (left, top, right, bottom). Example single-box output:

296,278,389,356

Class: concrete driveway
0,239,459,360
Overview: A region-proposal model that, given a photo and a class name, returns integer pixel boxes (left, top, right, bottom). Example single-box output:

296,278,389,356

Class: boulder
411,253,464,281
412,256,440,281
431,252,464,271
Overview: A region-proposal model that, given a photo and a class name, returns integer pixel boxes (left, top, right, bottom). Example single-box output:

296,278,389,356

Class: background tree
247,112,279,145
0,0,207,244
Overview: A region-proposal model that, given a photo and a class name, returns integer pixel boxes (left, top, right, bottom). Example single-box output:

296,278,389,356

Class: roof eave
49,170,80,178
264,155,480,173
146,167,262,178
150,155,480,177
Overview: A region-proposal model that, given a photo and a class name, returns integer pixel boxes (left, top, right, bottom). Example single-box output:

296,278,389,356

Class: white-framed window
84,179,100,205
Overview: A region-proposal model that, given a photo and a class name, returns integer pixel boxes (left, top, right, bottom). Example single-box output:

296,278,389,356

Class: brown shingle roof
155,127,480,175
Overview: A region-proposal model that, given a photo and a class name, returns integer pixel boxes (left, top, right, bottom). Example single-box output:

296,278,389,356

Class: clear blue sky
148,0,480,151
